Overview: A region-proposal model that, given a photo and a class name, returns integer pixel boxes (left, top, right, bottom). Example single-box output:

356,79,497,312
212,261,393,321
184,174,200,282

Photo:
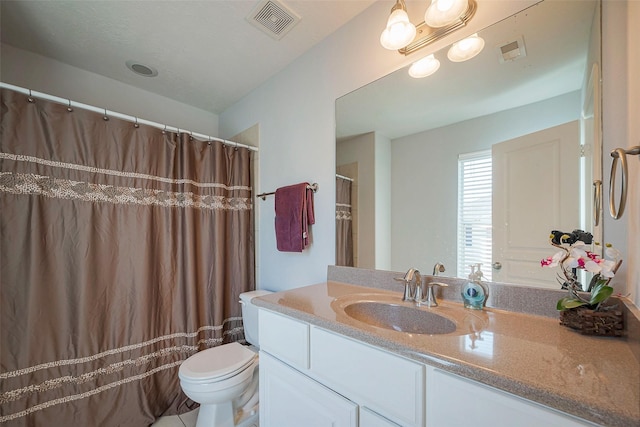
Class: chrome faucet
432,262,446,276
395,268,422,302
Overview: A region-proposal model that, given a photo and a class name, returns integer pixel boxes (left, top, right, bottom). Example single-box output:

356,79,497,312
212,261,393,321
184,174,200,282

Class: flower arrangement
540,229,623,312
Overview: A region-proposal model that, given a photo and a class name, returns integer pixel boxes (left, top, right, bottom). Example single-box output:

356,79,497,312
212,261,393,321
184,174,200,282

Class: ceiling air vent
497,36,527,63
247,0,301,40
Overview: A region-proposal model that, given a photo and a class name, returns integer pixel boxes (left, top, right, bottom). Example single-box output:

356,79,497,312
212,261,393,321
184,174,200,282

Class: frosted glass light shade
447,33,485,62
424,0,469,28
408,54,441,78
380,9,416,50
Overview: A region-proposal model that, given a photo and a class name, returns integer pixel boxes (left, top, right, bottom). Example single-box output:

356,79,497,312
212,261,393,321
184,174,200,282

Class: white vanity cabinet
258,308,597,427
425,367,597,427
258,309,421,427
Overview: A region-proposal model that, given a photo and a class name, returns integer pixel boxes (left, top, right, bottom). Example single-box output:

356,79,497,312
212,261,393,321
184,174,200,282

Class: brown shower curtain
0,88,255,426
335,176,353,267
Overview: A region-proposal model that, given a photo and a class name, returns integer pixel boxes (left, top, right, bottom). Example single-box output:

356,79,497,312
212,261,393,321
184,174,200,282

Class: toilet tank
239,290,272,347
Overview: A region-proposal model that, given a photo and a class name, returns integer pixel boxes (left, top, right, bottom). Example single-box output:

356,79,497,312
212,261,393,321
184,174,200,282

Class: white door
492,121,580,288
259,352,358,427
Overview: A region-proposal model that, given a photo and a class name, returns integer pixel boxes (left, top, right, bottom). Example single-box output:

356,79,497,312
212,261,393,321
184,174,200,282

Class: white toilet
179,290,272,427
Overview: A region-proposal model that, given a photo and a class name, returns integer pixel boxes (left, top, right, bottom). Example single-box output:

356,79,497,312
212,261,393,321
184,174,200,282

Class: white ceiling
0,0,375,114
1,0,598,139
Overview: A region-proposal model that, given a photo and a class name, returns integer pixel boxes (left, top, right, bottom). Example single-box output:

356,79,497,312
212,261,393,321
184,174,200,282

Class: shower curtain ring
27,90,35,103
134,117,139,128
67,100,73,112
103,109,109,121
234,141,239,151
162,125,167,135
189,131,193,141
207,136,212,146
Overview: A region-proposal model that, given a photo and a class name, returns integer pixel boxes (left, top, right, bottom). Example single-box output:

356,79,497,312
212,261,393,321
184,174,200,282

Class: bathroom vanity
254,279,639,427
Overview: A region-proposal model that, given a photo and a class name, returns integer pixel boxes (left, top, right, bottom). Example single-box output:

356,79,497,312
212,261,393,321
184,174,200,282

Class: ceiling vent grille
247,0,301,40
497,36,527,63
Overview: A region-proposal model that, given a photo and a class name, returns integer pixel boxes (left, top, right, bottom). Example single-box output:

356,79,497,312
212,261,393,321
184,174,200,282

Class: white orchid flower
582,259,602,274
598,259,617,278
605,245,621,261
541,250,565,267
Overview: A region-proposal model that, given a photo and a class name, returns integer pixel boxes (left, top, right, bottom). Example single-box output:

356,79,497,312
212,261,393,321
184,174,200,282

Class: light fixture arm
399,0,477,56
390,0,408,14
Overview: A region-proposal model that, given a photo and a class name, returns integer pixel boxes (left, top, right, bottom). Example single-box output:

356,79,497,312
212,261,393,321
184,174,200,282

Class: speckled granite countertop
254,281,640,427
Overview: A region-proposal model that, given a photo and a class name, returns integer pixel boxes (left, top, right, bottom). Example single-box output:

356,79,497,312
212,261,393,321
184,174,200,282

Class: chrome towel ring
609,145,639,219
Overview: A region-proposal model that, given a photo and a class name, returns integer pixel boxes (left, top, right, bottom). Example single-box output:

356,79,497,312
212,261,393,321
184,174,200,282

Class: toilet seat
179,342,257,384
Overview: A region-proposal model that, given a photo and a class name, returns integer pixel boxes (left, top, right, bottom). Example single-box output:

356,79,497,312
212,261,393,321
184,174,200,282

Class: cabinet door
259,309,309,370
260,351,357,427
361,407,401,427
310,327,424,427
426,368,596,427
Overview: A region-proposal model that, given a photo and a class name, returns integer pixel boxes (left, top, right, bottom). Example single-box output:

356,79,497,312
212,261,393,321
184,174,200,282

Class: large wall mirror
335,0,602,288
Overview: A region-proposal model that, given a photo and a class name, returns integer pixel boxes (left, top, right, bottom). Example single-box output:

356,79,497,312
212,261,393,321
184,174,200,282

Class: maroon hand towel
275,182,315,252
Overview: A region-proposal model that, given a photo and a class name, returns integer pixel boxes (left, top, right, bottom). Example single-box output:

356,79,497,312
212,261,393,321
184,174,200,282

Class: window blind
457,151,492,280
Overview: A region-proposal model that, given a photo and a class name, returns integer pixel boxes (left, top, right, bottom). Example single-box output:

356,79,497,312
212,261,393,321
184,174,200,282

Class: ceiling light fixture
379,0,477,57
424,0,470,28
408,54,441,78
408,31,484,78
380,0,417,50
447,33,485,62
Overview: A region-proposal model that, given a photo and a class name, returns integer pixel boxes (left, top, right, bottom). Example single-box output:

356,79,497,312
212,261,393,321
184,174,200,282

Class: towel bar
609,145,639,219
257,182,318,201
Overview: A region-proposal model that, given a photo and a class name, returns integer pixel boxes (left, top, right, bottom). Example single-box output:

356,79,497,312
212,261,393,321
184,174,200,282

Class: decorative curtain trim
0,320,244,421
336,210,352,221
0,361,182,423
0,172,252,210
0,152,251,191
0,320,242,380
1,337,245,405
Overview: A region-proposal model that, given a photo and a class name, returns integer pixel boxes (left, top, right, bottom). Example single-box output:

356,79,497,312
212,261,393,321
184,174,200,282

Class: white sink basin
344,301,457,334
331,292,488,336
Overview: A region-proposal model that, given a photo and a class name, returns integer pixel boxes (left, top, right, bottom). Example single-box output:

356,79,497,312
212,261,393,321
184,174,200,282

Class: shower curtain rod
336,174,354,181
0,82,258,152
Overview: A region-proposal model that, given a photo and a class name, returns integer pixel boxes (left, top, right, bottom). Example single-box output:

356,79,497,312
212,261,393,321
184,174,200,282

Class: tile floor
151,408,199,427
151,408,259,427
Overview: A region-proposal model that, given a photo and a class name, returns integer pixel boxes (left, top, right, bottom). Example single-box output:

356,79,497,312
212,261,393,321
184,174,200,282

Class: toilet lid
179,342,256,382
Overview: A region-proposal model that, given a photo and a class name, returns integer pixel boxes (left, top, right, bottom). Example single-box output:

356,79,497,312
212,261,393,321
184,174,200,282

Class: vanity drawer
425,367,597,427
310,326,424,427
259,309,309,370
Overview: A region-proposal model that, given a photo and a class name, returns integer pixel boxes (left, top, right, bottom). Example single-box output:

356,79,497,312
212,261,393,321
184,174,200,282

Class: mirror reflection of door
492,121,580,287
583,63,603,247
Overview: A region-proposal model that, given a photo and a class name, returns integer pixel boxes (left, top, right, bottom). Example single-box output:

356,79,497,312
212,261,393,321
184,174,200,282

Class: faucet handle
427,281,449,288
422,281,448,307
394,277,414,301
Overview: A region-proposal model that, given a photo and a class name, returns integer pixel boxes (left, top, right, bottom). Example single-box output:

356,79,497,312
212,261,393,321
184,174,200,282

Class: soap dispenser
461,264,487,310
